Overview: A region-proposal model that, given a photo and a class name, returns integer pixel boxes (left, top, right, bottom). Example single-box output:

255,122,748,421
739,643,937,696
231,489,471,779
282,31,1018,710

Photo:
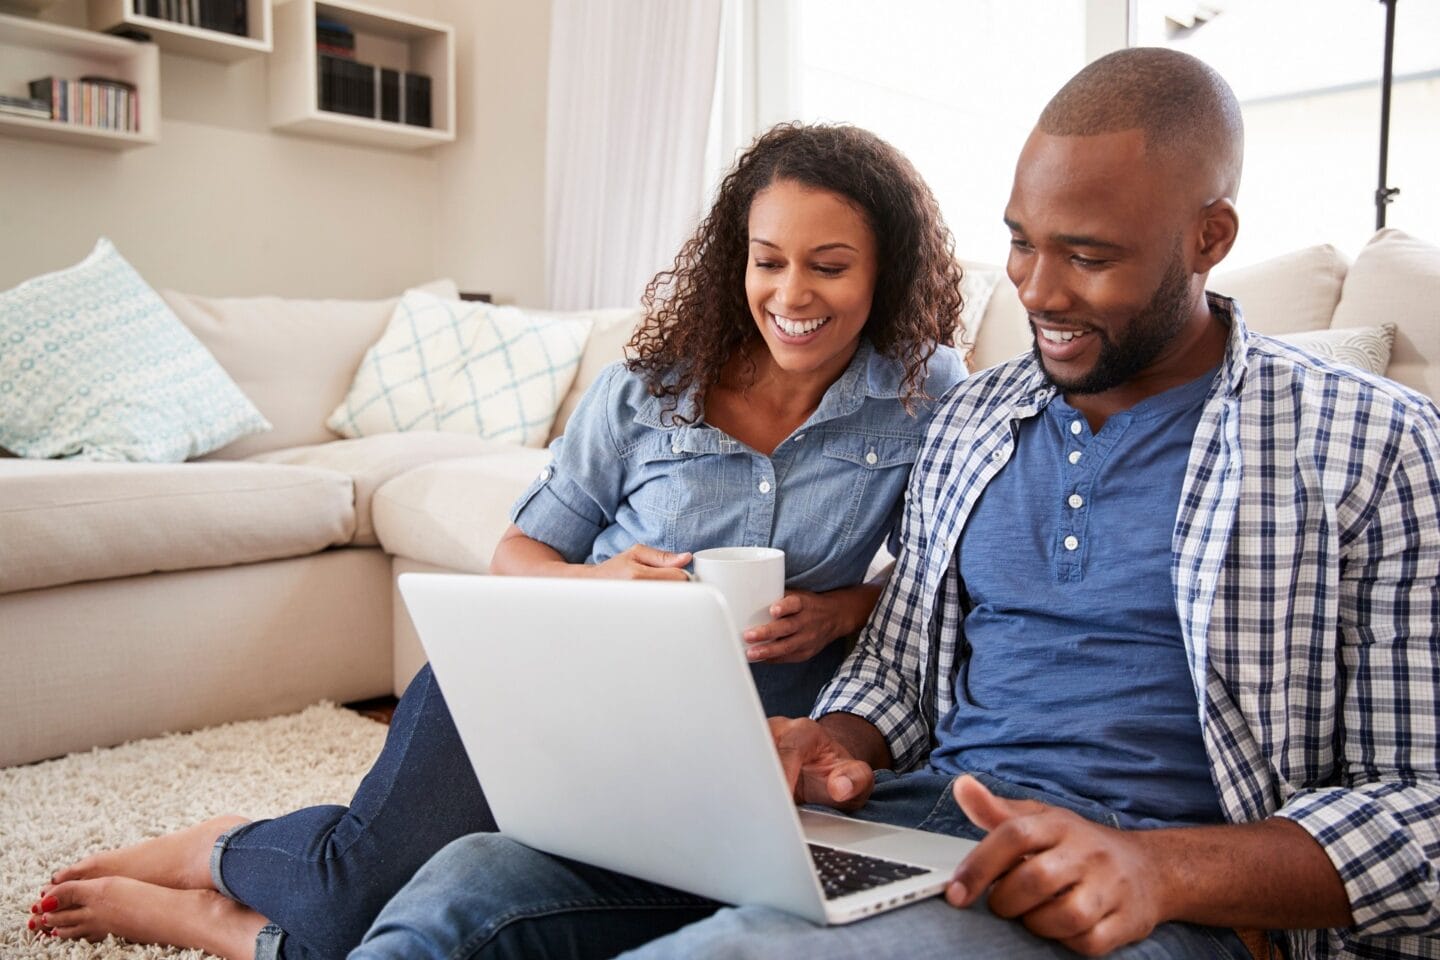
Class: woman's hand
587,544,693,581
742,583,881,664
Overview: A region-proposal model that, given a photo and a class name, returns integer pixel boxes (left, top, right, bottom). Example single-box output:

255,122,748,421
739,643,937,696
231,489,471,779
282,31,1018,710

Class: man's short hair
1039,47,1244,198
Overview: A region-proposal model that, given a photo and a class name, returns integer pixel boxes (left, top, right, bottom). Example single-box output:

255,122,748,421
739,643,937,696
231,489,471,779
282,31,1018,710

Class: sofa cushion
0,239,270,462
548,308,642,441
0,460,355,594
372,451,552,572
327,291,595,448
962,244,1352,372
248,432,512,546
165,279,459,461
1209,244,1349,337
1331,228,1439,403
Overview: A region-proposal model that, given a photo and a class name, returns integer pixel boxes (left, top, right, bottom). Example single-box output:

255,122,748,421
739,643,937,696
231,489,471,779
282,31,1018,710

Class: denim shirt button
758,480,772,494
538,467,551,481
865,450,877,465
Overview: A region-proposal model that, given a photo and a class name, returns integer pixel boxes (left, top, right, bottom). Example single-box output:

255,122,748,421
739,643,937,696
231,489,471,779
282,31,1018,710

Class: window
726,0,1438,269
790,0,1088,265
1135,0,1440,265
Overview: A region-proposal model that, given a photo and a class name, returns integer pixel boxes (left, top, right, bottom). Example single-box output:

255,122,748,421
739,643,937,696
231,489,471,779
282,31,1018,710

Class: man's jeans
349,771,1251,960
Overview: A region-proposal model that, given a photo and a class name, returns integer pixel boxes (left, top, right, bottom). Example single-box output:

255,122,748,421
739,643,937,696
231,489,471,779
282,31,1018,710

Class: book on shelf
26,76,141,133
316,57,432,129
138,0,248,37
402,72,431,127
379,68,400,123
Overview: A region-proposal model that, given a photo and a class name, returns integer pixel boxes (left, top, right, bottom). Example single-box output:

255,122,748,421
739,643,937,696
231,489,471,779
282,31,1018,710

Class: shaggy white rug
0,704,387,959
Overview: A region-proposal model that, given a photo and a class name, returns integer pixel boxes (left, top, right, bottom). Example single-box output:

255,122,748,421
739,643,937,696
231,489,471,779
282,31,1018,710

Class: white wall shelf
88,0,272,62
269,0,453,150
0,0,63,12
0,11,159,149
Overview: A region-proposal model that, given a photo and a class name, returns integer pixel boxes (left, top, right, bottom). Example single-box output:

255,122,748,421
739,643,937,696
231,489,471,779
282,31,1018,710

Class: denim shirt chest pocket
793,430,919,549
622,429,736,550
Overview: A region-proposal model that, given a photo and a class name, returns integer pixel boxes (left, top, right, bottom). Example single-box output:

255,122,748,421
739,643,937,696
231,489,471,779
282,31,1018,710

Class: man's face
1003,129,1201,395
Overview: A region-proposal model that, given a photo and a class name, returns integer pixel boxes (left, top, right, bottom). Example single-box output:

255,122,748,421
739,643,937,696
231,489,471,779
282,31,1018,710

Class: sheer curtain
545,0,723,310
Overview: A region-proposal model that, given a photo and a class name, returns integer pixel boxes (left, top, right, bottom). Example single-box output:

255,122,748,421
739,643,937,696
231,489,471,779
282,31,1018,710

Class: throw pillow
0,239,270,461
327,290,594,447
1274,324,1396,377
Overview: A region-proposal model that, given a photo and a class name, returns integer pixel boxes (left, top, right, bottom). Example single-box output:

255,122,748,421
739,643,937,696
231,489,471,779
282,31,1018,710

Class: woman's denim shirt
510,340,965,595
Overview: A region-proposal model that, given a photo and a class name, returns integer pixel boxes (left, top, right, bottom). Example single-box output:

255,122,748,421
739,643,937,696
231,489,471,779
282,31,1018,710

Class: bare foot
37,876,267,959
46,814,248,893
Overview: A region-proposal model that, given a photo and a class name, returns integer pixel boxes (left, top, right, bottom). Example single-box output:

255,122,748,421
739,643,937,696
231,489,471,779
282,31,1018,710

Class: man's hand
587,544,692,581
768,717,876,811
947,775,1167,958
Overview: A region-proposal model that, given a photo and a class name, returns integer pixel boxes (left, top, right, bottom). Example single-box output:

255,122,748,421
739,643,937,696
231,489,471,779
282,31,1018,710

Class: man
351,48,1440,960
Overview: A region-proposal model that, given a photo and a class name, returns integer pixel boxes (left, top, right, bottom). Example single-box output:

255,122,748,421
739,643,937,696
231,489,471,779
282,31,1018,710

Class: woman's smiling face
745,178,879,383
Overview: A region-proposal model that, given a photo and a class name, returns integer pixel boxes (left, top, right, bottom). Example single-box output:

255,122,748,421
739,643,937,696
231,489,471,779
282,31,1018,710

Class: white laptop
397,573,977,925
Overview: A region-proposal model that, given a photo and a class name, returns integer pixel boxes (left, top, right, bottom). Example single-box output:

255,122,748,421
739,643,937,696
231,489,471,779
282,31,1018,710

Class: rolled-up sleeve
1276,412,1440,938
510,363,627,564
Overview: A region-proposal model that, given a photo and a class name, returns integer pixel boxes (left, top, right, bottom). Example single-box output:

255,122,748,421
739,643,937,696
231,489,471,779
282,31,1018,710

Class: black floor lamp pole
1376,0,1400,230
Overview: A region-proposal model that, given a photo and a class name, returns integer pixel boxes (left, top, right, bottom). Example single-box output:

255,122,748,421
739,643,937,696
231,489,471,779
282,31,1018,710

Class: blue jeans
348,771,1251,960
211,664,498,960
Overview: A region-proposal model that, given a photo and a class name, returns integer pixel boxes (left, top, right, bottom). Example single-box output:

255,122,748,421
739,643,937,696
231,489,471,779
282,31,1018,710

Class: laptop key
807,842,930,900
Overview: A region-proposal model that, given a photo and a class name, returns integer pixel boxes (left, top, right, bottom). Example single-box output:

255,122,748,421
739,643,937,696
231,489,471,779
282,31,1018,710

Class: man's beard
1033,248,1193,395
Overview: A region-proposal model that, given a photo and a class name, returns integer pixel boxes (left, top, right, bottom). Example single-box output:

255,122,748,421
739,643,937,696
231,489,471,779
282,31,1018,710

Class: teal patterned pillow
0,239,270,461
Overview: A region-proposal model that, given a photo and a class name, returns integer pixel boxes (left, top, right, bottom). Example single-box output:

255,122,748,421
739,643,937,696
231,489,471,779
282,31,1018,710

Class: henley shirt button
865,451,878,465
758,480,772,494
1070,420,1083,435
1068,494,1084,509
1064,535,1079,551
1068,451,1082,464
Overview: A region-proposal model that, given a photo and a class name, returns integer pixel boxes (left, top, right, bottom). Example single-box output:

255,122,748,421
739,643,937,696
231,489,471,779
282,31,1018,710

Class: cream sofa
1,228,1435,769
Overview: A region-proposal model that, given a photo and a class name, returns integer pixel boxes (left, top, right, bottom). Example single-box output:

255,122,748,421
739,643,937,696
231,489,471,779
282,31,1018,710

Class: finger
953,774,1049,832
1060,909,1139,958
629,545,693,568
742,618,800,645
1012,881,1105,942
951,810,1066,908
769,718,811,799
632,564,692,581
986,849,1084,920
769,594,803,617
746,641,815,665
813,759,874,809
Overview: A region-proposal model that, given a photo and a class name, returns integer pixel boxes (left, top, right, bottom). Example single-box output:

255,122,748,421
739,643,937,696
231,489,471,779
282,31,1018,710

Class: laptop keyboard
807,843,930,900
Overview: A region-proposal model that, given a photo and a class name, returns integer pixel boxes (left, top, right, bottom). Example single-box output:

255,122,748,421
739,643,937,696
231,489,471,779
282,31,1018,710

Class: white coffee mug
691,546,786,637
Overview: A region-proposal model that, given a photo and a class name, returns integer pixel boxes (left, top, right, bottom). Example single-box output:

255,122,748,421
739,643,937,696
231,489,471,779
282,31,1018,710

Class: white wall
0,0,550,303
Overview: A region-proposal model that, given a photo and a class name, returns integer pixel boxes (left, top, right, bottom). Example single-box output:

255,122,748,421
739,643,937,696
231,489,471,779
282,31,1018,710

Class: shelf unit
88,0,272,62
0,0,62,12
0,11,159,149
269,0,453,150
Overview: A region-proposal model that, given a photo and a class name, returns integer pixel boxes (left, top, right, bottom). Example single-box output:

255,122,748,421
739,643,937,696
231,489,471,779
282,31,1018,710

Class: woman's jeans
208,649,842,960
349,771,1252,960
211,663,497,960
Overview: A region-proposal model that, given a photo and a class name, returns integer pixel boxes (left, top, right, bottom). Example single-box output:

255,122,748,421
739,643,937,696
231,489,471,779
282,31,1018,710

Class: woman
28,122,967,959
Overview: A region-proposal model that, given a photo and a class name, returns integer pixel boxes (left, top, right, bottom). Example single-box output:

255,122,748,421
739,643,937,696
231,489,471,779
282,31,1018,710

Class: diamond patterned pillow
0,239,270,461
327,290,594,447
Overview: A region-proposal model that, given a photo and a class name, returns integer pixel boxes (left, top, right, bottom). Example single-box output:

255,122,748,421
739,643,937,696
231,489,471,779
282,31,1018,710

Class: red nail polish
27,918,36,931
40,895,57,912
30,903,38,914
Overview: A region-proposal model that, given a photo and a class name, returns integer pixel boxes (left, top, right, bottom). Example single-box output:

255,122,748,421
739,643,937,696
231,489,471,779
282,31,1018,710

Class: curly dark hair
628,122,966,420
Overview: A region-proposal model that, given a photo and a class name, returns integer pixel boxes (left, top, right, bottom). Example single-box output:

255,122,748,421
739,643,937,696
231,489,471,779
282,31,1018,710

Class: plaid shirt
815,297,1440,959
